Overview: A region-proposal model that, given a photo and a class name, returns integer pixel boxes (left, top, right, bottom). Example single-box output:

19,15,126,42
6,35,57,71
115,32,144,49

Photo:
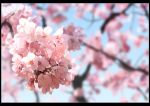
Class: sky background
2,3,149,102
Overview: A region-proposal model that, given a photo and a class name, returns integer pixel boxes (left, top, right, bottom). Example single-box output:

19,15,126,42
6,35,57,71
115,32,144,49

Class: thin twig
82,16,101,22
34,90,40,102
136,87,148,101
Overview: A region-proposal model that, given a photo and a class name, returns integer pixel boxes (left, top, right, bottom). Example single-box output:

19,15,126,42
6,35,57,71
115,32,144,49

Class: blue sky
2,3,149,102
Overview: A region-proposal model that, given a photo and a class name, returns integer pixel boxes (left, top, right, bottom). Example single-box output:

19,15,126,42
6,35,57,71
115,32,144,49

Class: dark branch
1,20,14,37
72,63,92,89
101,3,133,33
81,63,92,81
72,64,91,103
141,4,149,20
76,96,87,103
72,76,82,89
136,87,148,101
34,90,40,102
41,15,47,28
82,41,149,75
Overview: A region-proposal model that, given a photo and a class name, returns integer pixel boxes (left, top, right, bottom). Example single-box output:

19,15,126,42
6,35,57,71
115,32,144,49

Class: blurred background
1,3,149,102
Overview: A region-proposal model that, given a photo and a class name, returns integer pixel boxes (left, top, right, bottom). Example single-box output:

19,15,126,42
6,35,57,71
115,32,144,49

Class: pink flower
103,71,128,94
51,14,66,24
120,35,130,52
93,53,103,69
2,4,32,37
106,19,122,33
94,8,109,19
131,92,141,101
103,41,120,56
62,24,84,51
114,3,129,12
2,45,24,102
8,18,75,94
81,35,114,70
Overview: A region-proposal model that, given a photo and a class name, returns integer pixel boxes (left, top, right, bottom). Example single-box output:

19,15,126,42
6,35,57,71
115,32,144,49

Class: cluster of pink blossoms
2,3,32,47
8,18,76,94
63,24,84,51
2,3,32,34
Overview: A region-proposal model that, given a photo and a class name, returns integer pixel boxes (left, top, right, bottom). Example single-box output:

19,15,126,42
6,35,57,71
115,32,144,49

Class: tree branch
72,63,92,89
136,87,148,101
34,90,40,102
141,4,149,20
82,41,149,75
101,3,133,33
41,15,46,28
1,20,14,37
81,63,92,81
72,63,91,103
76,96,87,103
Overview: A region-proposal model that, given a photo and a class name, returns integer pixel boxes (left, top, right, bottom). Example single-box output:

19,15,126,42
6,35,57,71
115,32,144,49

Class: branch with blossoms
1,3,149,103
82,41,149,75
101,3,134,33
99,3,149,33
86,3,149,75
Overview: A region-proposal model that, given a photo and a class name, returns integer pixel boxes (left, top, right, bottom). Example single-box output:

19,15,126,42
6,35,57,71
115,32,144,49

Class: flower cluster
2,3,32,45
9,18,75,93
62,24,84,51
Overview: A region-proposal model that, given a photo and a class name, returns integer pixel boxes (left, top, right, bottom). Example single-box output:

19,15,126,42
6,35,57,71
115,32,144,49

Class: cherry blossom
62,24,84,51
8,18,75,94
1,3,149,103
